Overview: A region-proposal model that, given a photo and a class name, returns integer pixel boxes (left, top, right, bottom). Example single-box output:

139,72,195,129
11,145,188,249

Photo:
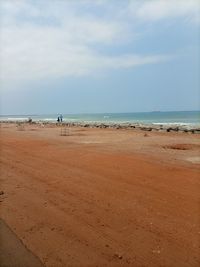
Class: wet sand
0,123,200,266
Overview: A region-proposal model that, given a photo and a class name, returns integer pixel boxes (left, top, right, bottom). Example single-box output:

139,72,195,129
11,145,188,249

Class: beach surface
0,123,200,266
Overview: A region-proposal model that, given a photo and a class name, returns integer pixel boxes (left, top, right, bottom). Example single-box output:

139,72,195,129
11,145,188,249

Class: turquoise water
0,111,200,125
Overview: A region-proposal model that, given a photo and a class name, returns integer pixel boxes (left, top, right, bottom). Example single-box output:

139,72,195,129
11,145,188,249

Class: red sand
0,123,200,266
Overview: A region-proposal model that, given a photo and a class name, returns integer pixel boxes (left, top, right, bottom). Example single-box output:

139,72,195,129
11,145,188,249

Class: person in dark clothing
60,114,63,122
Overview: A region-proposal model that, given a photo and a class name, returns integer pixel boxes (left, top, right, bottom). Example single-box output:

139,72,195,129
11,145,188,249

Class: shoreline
1,120,200,134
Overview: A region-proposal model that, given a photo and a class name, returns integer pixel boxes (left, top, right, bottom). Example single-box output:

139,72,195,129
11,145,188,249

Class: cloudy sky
0,0,199,114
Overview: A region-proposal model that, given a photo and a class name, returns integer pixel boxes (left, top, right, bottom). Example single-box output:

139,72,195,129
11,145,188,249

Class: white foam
0,117,27,121
153,122,190,125
152,122,200,127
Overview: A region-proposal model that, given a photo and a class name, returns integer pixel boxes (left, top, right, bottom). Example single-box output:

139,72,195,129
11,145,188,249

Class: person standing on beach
60,114,63,122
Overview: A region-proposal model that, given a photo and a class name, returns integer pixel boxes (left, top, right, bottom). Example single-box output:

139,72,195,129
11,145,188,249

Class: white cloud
1,24,167,83
2,0,197,90
129,0,200,23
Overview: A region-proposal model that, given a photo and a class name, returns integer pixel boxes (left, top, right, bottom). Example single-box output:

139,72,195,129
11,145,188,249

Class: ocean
0,111,199,126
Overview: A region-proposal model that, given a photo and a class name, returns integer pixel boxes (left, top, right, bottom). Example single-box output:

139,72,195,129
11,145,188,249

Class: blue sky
0,0,199,114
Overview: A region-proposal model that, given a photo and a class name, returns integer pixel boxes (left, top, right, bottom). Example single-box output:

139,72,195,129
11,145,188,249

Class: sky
0,0,199,115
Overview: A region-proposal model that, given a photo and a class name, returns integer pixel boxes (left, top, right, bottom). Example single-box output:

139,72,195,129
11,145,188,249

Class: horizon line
1,110,200,117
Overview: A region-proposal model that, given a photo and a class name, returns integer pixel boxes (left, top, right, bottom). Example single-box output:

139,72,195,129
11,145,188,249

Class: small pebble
152,249,161,254
114,253,123,259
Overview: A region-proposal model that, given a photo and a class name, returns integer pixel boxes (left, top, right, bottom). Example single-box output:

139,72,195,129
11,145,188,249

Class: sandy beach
0,122,200,267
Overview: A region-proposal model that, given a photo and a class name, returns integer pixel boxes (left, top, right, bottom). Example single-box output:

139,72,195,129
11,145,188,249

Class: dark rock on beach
0,120,200,134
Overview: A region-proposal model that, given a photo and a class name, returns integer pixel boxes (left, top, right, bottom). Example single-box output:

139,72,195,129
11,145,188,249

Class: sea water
0,111,200,126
